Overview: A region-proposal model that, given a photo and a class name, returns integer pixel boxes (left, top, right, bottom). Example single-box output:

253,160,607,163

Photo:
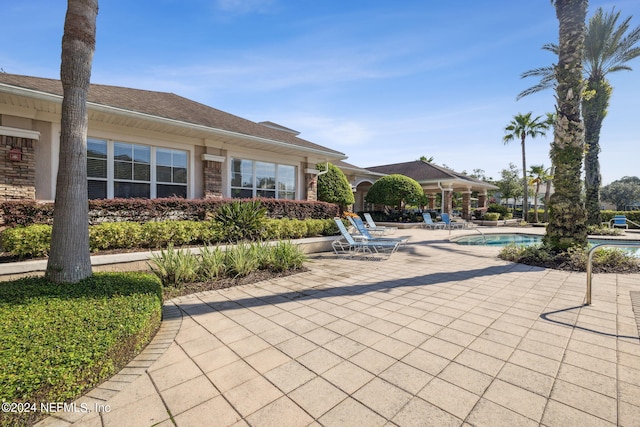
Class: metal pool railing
586,242,640,305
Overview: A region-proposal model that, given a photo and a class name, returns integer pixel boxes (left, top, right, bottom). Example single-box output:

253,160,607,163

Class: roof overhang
0,83,346,161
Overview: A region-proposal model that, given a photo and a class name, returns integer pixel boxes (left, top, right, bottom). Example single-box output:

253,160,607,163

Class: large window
230,159,296,199
87,138,187,199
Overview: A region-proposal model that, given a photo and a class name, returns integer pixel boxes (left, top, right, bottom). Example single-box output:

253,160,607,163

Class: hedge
0,198,341,227
0,273,162,427
2,218,339,259
601,210,640,228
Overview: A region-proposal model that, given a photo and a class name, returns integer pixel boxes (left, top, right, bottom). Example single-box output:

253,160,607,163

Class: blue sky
1,0,639,185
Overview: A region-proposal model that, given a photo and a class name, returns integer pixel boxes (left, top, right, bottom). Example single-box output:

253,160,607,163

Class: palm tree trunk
534,182,540,223
543,167,553,222
521,135,528,221
583,77,611,226
46,0,98,283
544,0,588,251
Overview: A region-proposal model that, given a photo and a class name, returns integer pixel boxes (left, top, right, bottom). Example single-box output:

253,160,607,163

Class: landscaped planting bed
0,273,162,427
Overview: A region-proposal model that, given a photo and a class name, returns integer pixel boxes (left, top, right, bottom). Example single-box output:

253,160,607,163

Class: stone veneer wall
0,135,36,200
203,161,223,198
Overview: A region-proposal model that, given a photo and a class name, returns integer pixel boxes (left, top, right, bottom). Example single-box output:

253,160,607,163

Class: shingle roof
0,73,344,157
366,160,493,186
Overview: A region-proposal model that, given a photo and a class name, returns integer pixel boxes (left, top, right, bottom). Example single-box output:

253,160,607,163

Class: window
114,142,151,198
87,138,188,199
156,148,187,198
87,139,107,199
230,159,296,199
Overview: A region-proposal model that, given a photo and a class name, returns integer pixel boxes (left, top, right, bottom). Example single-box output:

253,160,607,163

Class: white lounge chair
348,216,408,244
332,218,400,258
363,213,397,235
422,213,445,229
347,216,386,237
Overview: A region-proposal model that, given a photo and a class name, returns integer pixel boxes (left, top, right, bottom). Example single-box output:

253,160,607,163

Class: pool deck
32,227,640,426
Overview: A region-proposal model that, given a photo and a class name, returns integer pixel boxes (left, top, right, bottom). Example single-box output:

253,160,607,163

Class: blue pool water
453,233,640,256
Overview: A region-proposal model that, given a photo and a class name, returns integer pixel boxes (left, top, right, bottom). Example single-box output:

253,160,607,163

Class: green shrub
270,241,308,272
215,200,267,242
316,162,355,209
321,218,340,235
483,212,500,221
148,245,199,286
498,244,639,273
90,222,143,251
225,243,260,277
305,218,327,236
2,224,52,258
1,216,337,260
276,218,308,239
586,225,623,236
487,204,509,218
198,245,226,280
142,220,195,247
0,273,162,427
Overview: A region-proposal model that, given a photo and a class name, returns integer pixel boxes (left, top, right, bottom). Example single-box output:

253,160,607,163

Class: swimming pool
453,233,640,256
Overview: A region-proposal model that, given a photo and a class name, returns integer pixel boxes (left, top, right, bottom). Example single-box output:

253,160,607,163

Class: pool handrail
586,242,640,305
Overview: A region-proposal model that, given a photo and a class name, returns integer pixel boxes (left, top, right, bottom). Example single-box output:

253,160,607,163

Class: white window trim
229,157,297,199
88,138,189,199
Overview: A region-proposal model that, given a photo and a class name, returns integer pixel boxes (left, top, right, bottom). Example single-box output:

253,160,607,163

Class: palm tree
528,165,550,223
503,113,551,222
543,165,554,223
544,0,588,251
519,7,640,226
583,8,640,225
46,0,98,283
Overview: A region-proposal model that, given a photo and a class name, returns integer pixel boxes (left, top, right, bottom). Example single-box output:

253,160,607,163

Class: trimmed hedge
2,218,338,259
601,210,640,228
0,273,162,427
0,198,341,227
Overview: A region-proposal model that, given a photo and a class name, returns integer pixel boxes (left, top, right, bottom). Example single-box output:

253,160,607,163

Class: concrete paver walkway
37,228,640,426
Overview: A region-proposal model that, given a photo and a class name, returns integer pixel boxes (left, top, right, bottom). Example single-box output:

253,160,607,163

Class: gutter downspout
437,181,444,215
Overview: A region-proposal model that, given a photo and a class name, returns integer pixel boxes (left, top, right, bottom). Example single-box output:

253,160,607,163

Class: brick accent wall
462,191,471,220
306,173,318,201
0,135,36,200
203,161,223,198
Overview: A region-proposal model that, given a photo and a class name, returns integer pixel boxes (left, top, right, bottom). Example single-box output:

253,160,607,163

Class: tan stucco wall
34,120,55,200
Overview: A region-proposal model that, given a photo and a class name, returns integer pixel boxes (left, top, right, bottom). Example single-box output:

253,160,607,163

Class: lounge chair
440,213,464,229
332,218,400,258
348,216,386,237
348,216,408,244
422,213,445,229
609,215,628,229
363,213,397,235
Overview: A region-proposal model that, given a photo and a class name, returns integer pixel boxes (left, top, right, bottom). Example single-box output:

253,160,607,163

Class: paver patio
35,227,640,426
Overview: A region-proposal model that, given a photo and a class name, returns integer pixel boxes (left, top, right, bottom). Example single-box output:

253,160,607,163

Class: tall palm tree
544,0,588,251
46,0,98,283
529,164,550,223
543,165,554,223
503,113,550,222
583,8,640,225
519,7,640,226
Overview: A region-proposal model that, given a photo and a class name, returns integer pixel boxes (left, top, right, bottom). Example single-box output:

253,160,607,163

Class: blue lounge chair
609,215,628,229
332,218,400,258
348,216,386,237
422,213,445,229
363,213,397,235
440,213,464,229
348,216,408,244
